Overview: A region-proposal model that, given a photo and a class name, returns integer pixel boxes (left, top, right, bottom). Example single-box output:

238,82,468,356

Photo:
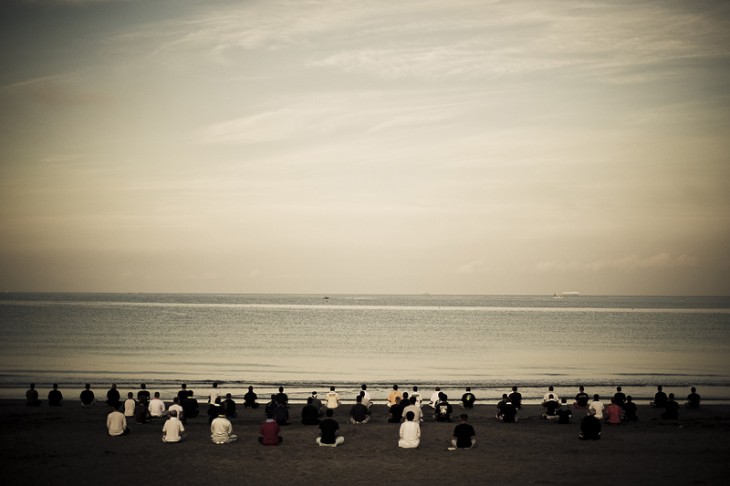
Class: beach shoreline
2,399,729,485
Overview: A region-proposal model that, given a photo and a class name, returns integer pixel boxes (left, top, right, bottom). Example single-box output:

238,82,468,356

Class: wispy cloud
537,253,698,273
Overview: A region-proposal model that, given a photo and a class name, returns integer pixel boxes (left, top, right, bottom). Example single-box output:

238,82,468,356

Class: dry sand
2,399,729,485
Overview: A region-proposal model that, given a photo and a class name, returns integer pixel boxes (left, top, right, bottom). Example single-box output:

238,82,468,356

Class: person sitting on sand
326,386,340,411
275,386,289,408
123,392,136,417
349,395,371,424
177,383,188,404
387,385,402,408
604,398,623,425
434,393,453,422
496,394,517,423
210,408,237,444
360,384,372,408
80,384,96,407
686,387,701,409
661,393,680,420
388,397,404,423
411,386,422,408
450,414,476,450
588,394,604,420
402,396,423,423
207,398,222,424
265,395,279,417
461,387,476,409
398,411,421,449
134,397,149,424
579,410,602,440
301,397,321,425
137,384,150,403
223,393,237,418
541,394,560,420
48,383,63,407
107,404,130,436
182,391,199,418
317,409,344,447
106,384,120,408
509,386,523,409
543,386,560,404
556,398,572,424
244,386,259,409
273,397,290,426
168,396,184,422
623,396,638,422
148,392,167,418
574,386,590,409
26,383,41,406
208,382,221,405
259,412,283,446
651,385,668,408
429,387,442,409
311,391,324,415
613,386,627,408
162,409,185,443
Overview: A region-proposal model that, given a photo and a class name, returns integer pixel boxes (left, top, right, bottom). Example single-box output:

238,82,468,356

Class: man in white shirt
209,382,221,404
162,410,185,443
589,394,605,420
325,386,340,410
360,384,372,408
148,392,167,418
398,411,420,448
107,406,129,436
543,386,560,404
123,392,136,418
429,387,442,409
210,409,237,444
168,396,184,421
402,396,423,422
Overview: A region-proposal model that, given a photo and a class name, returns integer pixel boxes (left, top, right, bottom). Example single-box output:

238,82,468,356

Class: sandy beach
2,398,729,485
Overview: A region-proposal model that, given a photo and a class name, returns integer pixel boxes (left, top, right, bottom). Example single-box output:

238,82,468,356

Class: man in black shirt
317,409,344,447
451,414,476,449
508,386,522,409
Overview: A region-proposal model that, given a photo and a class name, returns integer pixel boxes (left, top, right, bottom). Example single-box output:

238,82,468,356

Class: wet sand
2,399,729,485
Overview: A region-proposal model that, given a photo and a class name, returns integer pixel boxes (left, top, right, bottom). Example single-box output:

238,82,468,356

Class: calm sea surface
1,293,729,403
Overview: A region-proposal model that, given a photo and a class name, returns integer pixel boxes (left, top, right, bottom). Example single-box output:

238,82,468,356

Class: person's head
271,394,277,400
395,397,401,404
691,387,696,393
502,393,508,399
657,385,663,391
561,398,567,404
85,383,91,390
169,409,177,418
279,386,284,392
212,382,218,388
359,391,365,398
460,413,468,422
325,409,334,417
393,384,399,390
248,386,254,391
312,391,317,397
668,393,675,400
111,384,116,389
593,394,600,400
402,392,409,401
29,383,35,389
356,395,362,403
140,383,146,389
361,384,367,390
435,386,441,391
626,395,633,402
410,396,417,405
225,393,232,399
512,386,518,392
330,386,335,391
616,386,622,392
181,383,187,389
439,392,446,400
413,386,419,392
579,385,584,392
154,391,160,398
188,390,194,397
548,385,554,391
127,392,133,398
405,411,415,422
52,383,58,389
307,397,313,404
466,386,471,392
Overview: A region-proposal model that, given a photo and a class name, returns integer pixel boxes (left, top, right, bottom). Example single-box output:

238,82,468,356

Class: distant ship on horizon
554,291,580,298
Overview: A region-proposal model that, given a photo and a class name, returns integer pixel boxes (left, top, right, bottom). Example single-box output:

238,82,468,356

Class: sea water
1,293,729,403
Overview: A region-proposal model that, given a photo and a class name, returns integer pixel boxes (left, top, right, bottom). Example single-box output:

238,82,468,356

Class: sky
1,0,729,295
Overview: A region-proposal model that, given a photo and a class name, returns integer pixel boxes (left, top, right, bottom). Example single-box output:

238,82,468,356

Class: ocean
1,293,729,404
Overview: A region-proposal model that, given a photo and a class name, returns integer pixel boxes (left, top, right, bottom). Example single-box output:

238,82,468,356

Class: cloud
456,260,491,275
537,253,698,273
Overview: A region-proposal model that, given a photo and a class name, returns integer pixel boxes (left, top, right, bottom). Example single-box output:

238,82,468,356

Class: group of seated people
25,381,702,445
